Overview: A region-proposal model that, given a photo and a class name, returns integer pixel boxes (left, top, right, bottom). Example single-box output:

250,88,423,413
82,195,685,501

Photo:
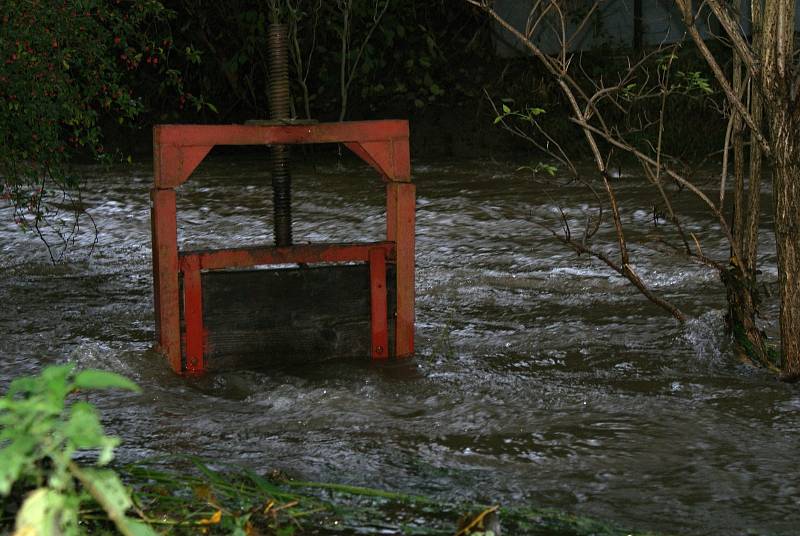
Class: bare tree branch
535,219,688,323
675,0,772,156
704,0,759,75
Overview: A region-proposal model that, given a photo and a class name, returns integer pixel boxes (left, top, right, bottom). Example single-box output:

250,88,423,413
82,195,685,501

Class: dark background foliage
1,0,729,256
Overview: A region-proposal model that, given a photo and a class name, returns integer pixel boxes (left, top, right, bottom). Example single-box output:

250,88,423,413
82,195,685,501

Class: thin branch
565,1,602,52
719,102,735,209
640,160,692,255
570,117,744,263
704,0,758,75
675,0,771,157
535,220,687,323
337,0,389,121
484,89,577,177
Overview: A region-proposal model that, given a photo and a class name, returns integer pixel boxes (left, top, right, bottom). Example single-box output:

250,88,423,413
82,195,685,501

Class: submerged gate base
151,120,414,375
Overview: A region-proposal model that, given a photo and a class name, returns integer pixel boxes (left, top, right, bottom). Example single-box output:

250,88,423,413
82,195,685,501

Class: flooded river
1,153,798,535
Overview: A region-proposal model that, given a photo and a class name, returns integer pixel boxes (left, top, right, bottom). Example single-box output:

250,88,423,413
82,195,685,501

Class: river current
1,153,798,535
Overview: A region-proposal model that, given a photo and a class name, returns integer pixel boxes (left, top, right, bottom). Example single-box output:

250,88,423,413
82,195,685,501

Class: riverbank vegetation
0,0,211,261
0,1,734,210
466,0,800,381
0,365,658,535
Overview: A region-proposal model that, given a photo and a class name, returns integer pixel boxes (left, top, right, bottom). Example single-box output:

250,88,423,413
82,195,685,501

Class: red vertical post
182,255,205,374
151,188,181,373
386,182,415,357
369,248,389,359
150,200,162,343
390,138,411,180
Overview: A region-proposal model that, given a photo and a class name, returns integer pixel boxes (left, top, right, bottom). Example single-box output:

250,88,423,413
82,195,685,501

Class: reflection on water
1,154,797,535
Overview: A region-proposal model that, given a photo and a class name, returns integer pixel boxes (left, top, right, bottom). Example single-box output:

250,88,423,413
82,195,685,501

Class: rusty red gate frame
150,120,415,375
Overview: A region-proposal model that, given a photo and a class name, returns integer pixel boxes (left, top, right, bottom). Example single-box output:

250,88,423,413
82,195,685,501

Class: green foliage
674,70,714,95
0,1,200,259
353,4,449,111
126,459,658,535
275,0,453,116
485,45,726,162
127,460,313,534
517,163,558,177
167,1,484,121
494,101,547,125
0,364,152,535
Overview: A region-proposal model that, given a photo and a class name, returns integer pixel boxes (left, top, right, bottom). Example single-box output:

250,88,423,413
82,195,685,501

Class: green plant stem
286,480,432,504
68,462,138,536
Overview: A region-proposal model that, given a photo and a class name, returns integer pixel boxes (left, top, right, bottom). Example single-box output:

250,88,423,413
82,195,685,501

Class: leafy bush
0,364,155,535
0,1,199,260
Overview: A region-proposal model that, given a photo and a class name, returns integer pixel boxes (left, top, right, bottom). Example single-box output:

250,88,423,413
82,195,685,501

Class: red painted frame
151,120,415,374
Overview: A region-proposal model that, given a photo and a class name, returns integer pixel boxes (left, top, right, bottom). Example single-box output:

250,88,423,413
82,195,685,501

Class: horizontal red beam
179,241,395,272
155,121,408,147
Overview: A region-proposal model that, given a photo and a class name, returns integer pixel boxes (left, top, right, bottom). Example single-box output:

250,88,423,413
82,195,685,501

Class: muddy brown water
1,153,798,535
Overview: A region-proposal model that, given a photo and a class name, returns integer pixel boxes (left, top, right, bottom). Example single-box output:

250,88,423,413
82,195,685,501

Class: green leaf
7,376,38,398
191,458,233,489
73,467,132,516
14,488,66,536
39,365,75,413
501,103,511,114
0,435,37,495
73,467,159,535
64,402,119,465
276,526,296,536
41,364,75,390
64,402,113,447
242,468,286,498
73,370,141,392
116,517,160,536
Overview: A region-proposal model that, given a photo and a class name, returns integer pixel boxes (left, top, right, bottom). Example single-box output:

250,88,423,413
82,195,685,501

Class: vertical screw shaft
268,23,292,247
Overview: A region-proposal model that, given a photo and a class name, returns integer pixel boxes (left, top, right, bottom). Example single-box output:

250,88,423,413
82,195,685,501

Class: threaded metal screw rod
268,23,292,247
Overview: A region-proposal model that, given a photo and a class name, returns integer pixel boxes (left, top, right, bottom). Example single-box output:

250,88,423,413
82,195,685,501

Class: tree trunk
722,265,773,369
761,0,799,380
770,122,800,381
728,47,769,368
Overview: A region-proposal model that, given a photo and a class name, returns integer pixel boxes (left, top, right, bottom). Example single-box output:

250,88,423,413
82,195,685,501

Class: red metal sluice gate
150,120,415,375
